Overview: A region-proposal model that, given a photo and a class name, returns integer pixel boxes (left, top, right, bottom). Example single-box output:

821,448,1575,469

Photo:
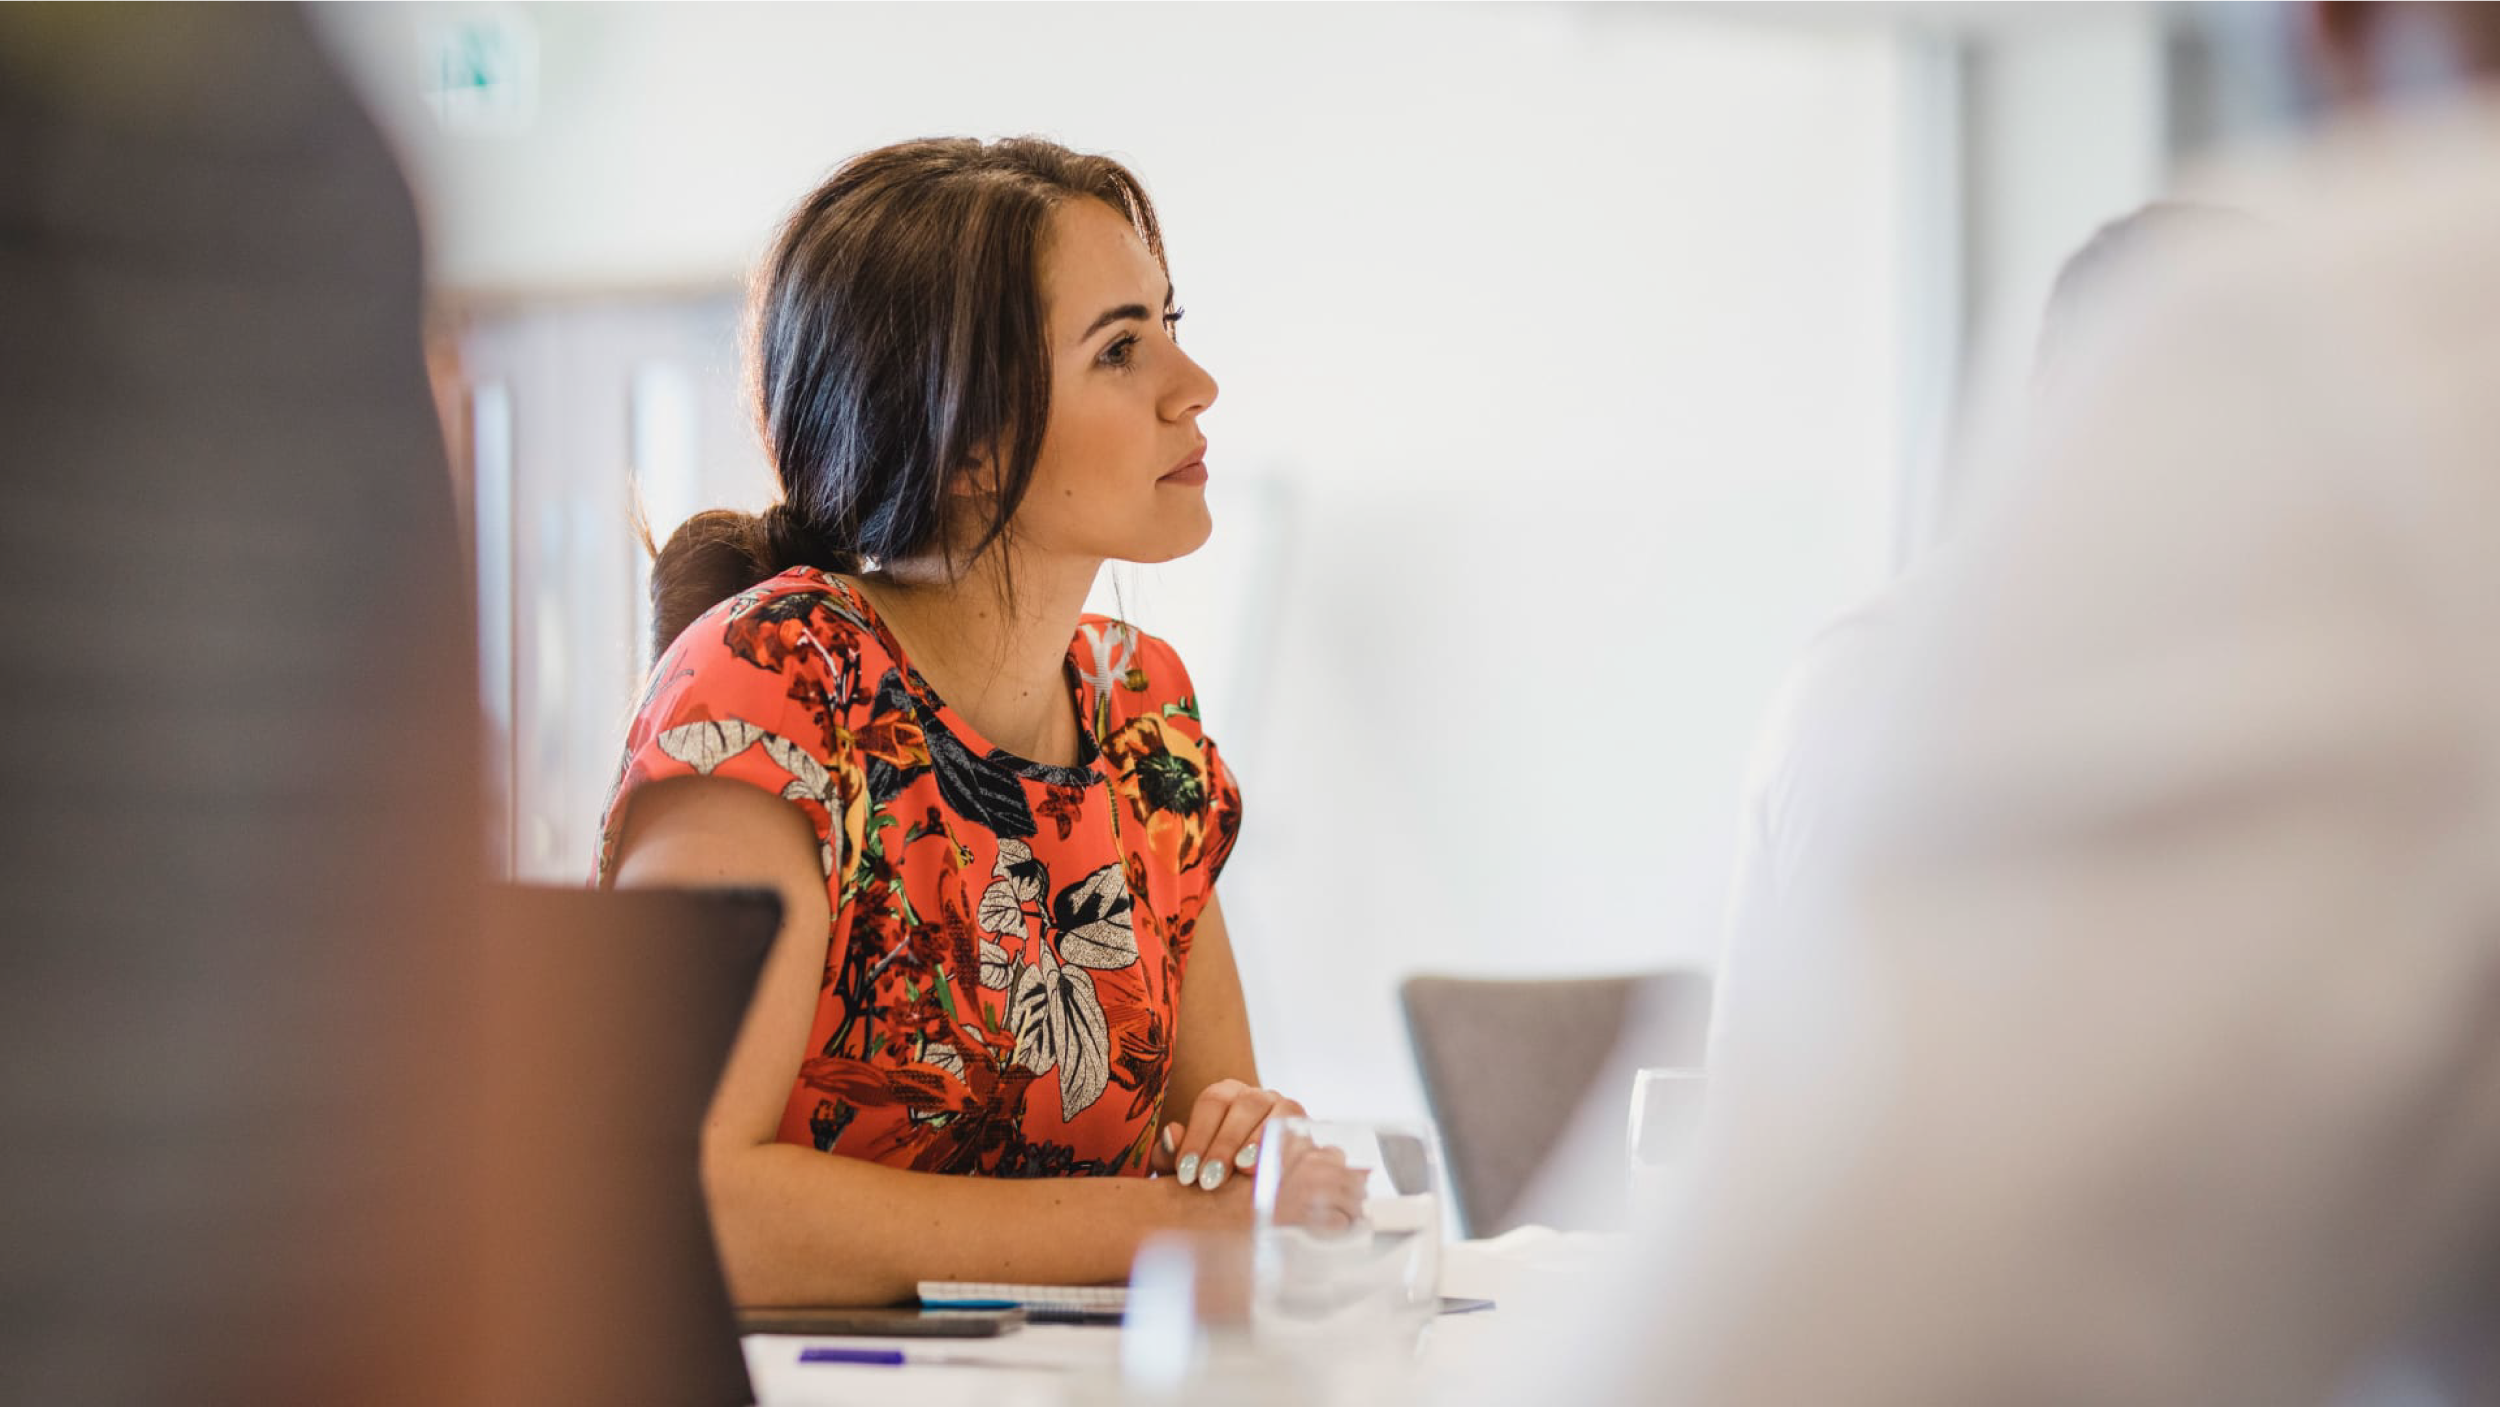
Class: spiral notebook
916,1281,1128,1316
918,1279,1493,1320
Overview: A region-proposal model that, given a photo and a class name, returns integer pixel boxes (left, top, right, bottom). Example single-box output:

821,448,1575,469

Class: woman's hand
1264,1128,1369,1233
1153,1080,1305,1192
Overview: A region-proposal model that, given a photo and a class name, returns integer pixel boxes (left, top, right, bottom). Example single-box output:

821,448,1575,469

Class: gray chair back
1399,971,1710,1237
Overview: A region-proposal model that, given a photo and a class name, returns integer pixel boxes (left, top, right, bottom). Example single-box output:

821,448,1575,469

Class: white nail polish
1200,1160,1227,1192
1176,1153,1200,1186
1160,1124,1178,1155
1235,1142,1260,1172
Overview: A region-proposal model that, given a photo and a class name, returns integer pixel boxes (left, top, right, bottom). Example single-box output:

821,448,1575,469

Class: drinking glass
1625,1066,1707,1223
1249,1116,1442,1372
1115,1230,1272,1406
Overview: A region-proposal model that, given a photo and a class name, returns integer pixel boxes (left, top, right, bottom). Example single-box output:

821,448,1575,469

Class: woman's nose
1165,345,1218,420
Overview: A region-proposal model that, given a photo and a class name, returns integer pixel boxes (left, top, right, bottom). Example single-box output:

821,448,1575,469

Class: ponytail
646,504,858,659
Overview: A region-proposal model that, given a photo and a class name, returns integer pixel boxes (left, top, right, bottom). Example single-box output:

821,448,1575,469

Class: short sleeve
1091,625,1243,898
1195,731,1243,888
596,586,869,886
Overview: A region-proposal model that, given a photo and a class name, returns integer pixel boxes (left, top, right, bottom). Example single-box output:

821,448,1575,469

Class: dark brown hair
647,137,1166,658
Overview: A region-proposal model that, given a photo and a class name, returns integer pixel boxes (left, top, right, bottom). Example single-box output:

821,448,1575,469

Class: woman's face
1005,196,1219,567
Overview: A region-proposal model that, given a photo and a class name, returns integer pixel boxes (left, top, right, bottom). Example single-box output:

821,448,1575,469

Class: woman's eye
1163,307,1186,340
1101,334,1138,369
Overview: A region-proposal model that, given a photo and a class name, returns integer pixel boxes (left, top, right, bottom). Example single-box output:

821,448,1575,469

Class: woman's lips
1160,442,1209,485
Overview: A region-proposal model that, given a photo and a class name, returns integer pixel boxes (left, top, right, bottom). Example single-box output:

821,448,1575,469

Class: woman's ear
950,445,1004,500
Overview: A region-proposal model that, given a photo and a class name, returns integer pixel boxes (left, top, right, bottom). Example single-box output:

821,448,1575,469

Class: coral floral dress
599,570,1241,1177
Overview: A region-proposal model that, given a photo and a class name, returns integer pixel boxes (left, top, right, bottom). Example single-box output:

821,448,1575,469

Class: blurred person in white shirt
1706,199,2257,1163
1483,5,2500,1406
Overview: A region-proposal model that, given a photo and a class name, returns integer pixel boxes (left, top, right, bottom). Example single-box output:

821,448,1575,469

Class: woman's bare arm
611,777,1244,1306
1165,892,1257,1099
1154,894,1306,1190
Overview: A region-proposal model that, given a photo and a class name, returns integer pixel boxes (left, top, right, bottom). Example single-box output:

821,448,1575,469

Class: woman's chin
1121,511,1215,565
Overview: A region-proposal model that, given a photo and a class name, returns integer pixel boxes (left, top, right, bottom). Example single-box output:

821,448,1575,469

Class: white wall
1910,8,2170,548
319,2,1910,1128
1968,16,2170,362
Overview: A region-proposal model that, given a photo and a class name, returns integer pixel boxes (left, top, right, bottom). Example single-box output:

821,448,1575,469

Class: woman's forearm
704,1139,1246,1306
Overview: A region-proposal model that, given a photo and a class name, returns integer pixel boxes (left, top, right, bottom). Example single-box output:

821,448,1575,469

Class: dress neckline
793,568,1103,787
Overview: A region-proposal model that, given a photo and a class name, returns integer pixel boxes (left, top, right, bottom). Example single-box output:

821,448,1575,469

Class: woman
599,138,1307,1306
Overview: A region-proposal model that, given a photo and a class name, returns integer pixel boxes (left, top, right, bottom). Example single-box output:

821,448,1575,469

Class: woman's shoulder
657,568,891,674
1070,614,1203,714
1069,614,1231,766
639,568,894,719
605,569,882,885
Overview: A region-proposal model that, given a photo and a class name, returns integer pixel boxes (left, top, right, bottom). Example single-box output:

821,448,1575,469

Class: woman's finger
1255,1095,1308,1169
1196,1089,1286,1189
1171,1079,1250,1189
1149,1120,1184,1175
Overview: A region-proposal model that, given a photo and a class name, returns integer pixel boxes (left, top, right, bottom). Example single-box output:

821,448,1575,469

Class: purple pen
797,1346,1048,1372
799,1347,906,1366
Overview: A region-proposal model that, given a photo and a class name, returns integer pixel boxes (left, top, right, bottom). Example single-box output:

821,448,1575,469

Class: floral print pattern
599,570,1240,1178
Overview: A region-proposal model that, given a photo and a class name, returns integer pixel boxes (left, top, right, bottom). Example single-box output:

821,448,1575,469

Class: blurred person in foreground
1494,4,2500,1405
1702,200,2256,1171
0,6,488,1405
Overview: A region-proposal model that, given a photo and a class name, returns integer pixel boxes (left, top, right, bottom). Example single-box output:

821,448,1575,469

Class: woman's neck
854,544,1101,767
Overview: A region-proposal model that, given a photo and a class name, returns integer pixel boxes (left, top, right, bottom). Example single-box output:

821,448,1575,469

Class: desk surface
742,1229,1616,1406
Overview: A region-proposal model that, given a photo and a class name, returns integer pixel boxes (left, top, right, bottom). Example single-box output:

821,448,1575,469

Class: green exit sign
422,8,539,135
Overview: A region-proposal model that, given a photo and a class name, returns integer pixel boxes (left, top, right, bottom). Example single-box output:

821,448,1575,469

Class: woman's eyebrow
1080,303,1151,341
1077,284,1178,342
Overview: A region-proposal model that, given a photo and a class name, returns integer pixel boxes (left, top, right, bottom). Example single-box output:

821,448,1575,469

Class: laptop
478,884,778,1407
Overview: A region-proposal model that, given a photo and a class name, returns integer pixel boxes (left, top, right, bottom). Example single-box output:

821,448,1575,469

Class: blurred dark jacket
0,7,485,1403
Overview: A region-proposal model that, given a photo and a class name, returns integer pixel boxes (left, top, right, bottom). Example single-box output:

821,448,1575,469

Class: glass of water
1249,1117,1442,1367
1626,1066,1707,1223
1117,1229,1268,1405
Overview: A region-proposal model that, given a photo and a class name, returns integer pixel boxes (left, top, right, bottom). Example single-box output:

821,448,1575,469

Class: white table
743,1229,1618,1407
